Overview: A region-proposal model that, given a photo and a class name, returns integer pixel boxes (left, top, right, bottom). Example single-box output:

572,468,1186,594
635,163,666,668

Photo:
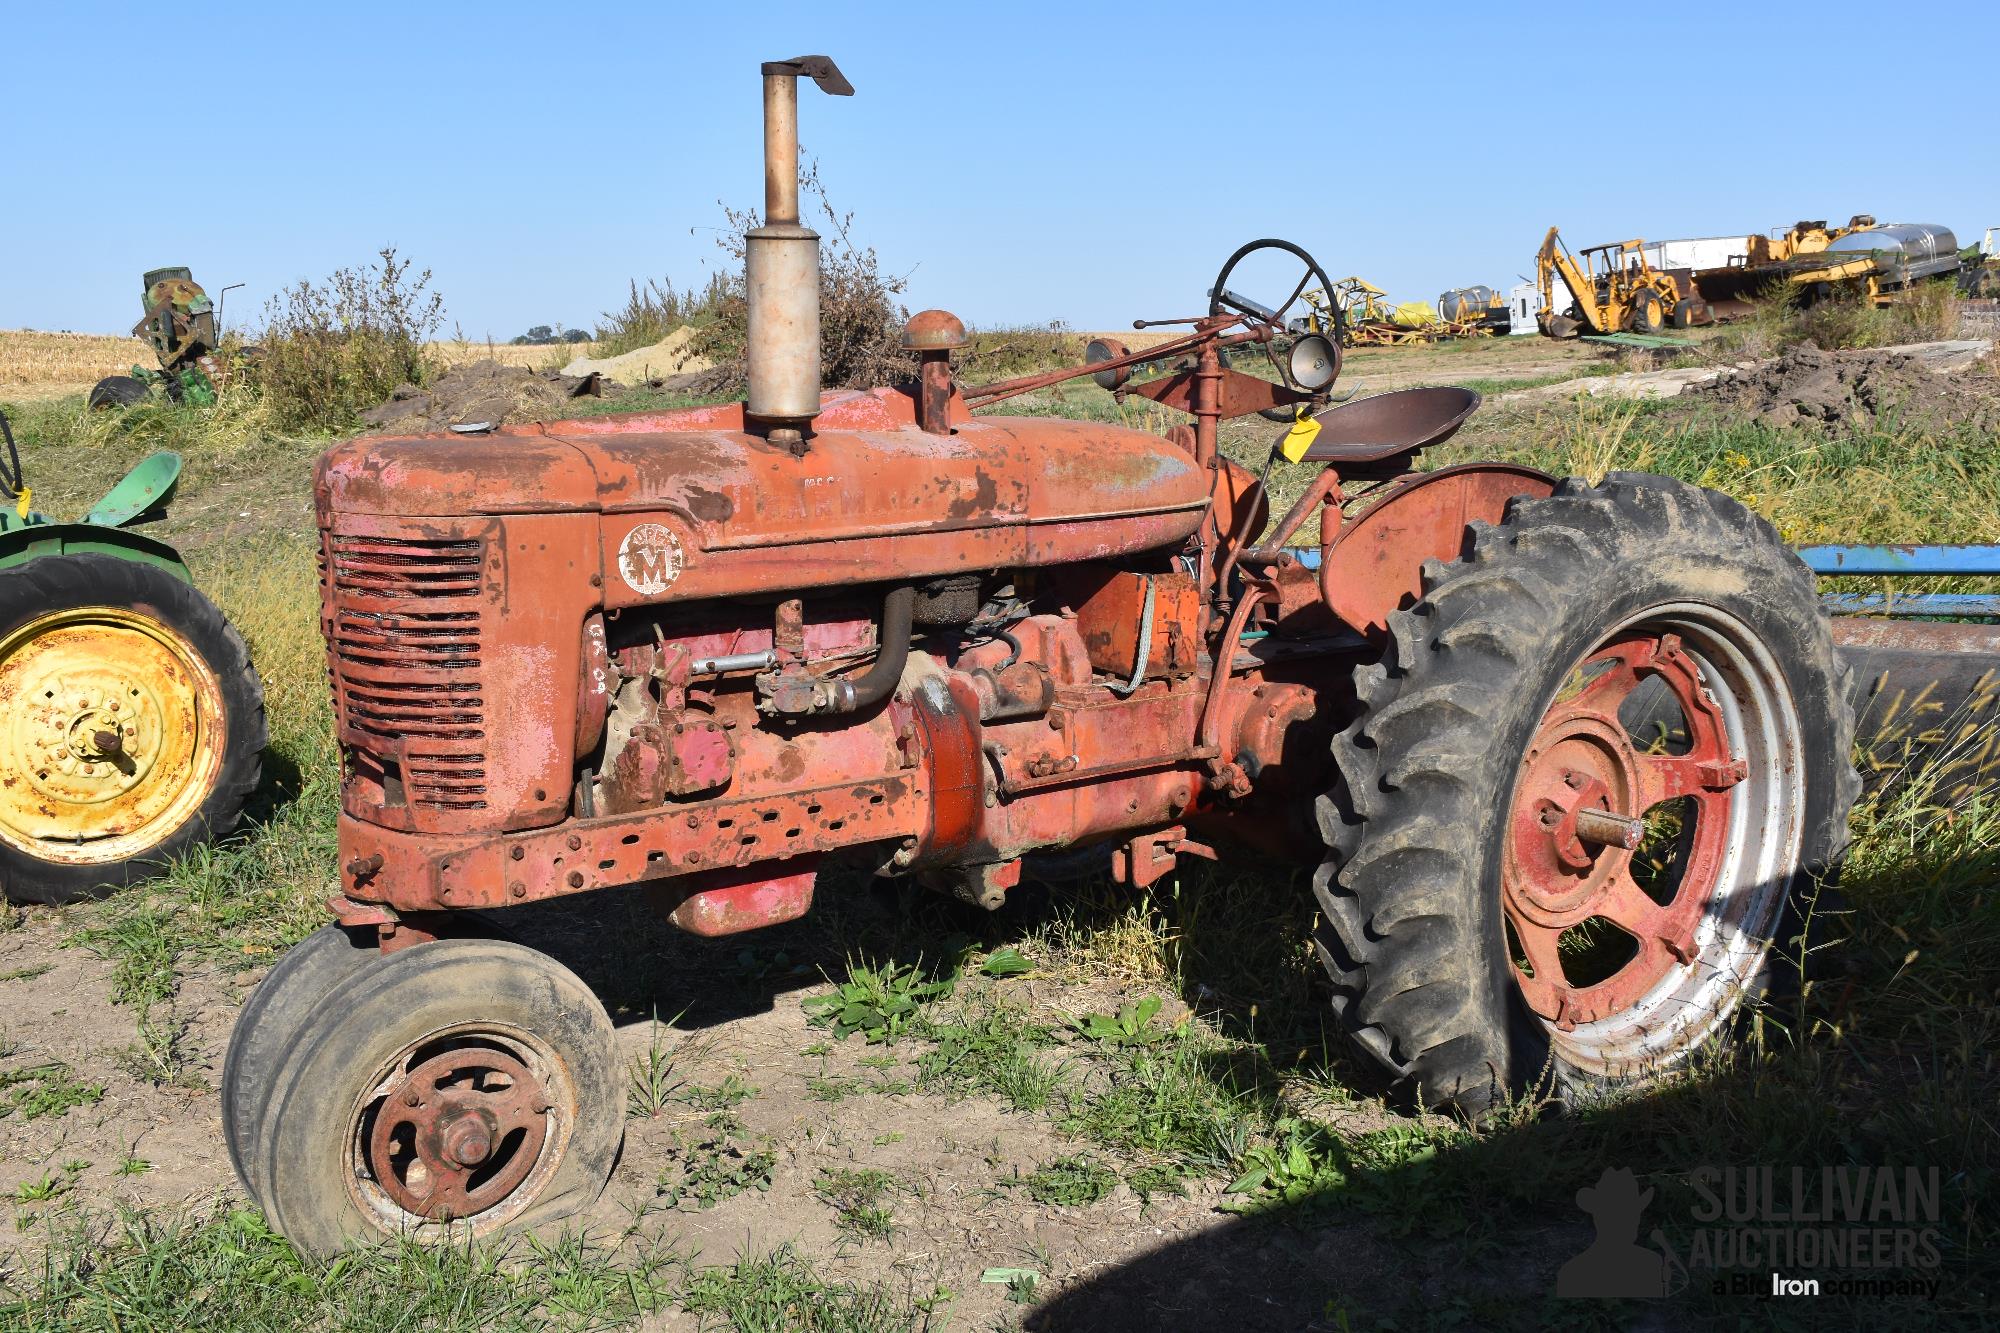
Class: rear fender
0,522,192,581
1317,463,1557,637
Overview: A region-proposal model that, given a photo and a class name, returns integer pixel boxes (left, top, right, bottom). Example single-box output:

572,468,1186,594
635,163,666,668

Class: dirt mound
359,359,619,433
1687,344,2000,430
561,326,711,381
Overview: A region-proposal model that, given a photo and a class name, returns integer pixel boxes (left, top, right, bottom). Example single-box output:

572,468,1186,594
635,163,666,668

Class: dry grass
0,329,150,396
429,339,597,372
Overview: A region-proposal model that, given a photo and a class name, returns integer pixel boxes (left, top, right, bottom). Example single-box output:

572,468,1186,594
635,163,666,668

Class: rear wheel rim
1502,604,1805,1077
0,606,225,865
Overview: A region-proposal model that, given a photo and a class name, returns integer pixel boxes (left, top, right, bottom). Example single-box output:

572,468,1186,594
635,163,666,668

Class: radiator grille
326,535,488,809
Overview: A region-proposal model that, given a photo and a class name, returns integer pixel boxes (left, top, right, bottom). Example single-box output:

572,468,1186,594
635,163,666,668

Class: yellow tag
13,487,28,520
1279,410,1320,463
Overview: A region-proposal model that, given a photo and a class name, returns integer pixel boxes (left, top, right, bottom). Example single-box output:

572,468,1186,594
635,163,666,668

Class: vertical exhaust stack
745,55,853,448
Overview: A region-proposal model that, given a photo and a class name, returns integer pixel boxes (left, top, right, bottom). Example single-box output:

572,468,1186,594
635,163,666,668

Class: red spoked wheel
1501,624,1790,1060
1315,474,1855,1116
359,1038,555,1225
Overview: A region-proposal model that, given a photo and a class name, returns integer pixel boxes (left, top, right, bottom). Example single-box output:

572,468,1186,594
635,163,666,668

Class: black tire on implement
1314,474,1858,1117
0,553,264,904
87,375,150,410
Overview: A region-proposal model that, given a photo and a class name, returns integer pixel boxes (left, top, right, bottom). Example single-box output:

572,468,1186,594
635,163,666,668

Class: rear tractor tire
1315,474,1858,1118
225,936,622,1257
0,553,264,904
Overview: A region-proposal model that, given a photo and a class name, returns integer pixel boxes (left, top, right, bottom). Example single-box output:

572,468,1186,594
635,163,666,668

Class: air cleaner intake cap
902,309,968,352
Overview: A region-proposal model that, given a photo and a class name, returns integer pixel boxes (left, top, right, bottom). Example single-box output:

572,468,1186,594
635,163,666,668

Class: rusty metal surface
1129,363,1311,421
1503,633,1744,1030
0,607,227,865
662,862,818,936
303,135,1572,953
1833,618,2000,802
1317,463,1558,636
325,513,594,836
1074,570,1198,681
902,309,969,351
319,415,1210,607
339,774,919,911
365,1044,550,1221
1296,386,1482,467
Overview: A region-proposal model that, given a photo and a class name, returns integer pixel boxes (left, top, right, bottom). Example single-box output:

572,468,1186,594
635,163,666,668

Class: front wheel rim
1501,603,1807,1078
0,606,226,865
346,1022,575,1239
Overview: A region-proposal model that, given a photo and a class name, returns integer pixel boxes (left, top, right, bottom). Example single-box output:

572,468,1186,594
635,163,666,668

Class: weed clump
253,248,444,432
693,160,914,394
591,275,733,360
1716,280,1962,359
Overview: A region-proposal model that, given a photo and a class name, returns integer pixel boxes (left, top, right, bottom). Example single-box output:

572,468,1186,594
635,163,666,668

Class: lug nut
1573,807,1645,850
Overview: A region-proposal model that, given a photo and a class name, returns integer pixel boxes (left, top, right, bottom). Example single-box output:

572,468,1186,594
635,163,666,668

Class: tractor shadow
486,845,1349,1052
1021,1050,1978,1330
1014,1068,1729,1332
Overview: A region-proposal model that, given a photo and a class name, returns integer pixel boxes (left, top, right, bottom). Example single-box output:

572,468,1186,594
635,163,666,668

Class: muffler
745,55,852,448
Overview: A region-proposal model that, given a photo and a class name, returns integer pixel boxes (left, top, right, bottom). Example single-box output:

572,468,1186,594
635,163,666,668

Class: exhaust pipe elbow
745,56,853,440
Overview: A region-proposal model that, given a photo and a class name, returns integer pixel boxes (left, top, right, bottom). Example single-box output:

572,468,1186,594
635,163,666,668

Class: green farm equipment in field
87,267,244,410
0,410,264,903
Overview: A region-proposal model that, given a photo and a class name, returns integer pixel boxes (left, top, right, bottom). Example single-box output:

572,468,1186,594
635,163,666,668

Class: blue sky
4,2,1991,340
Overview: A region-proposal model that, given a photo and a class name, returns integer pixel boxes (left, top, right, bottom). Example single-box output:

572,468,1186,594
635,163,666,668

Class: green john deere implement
0,410,264,903
87,266,243,410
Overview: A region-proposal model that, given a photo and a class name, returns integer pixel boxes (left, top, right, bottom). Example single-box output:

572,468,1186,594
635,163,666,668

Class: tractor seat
1290,386,1482,475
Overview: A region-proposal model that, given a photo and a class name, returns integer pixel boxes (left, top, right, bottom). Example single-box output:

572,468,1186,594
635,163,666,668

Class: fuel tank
315,387,1211,602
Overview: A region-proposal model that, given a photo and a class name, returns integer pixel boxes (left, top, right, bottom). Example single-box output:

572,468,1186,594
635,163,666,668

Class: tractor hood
314,388,1212,601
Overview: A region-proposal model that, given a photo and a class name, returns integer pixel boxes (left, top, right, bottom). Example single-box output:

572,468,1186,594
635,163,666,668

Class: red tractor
224,57,1857,1254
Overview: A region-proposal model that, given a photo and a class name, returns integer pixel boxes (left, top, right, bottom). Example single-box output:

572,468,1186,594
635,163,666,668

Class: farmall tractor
224,58,1861,1254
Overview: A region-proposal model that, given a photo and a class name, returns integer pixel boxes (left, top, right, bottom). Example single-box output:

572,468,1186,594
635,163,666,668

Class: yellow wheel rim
0,606,226,866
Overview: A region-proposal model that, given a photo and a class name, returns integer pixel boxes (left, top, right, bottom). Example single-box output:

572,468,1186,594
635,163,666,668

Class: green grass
914,1003,1068,1114
1018,1154,1117,1208
1450,361,1622,397
652,1123,777,1212
0,1208,678,1332
0,1063,104,1122
677,1245,950,1332
813,1167,901,1240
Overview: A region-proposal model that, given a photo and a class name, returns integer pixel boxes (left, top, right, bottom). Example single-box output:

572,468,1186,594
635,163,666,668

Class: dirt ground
1686,344,2000,429
0,884,1590,1330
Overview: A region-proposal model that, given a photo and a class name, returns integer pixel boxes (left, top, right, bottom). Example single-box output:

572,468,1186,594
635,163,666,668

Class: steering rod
961,315,1270,409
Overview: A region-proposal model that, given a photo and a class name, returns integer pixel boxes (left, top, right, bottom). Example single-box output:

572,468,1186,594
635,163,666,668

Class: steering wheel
1208,238,1344,417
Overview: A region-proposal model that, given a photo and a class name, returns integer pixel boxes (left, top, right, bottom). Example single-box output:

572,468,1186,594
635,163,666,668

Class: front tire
1314,474,1857,1117
0,554,264,903
232,937,621,1257
1626,289,1665,335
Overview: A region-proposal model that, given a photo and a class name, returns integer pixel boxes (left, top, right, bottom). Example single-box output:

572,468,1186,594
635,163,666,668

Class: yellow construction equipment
1438,285,1511,336
1535,227,1711,338
1296,278,1481,347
